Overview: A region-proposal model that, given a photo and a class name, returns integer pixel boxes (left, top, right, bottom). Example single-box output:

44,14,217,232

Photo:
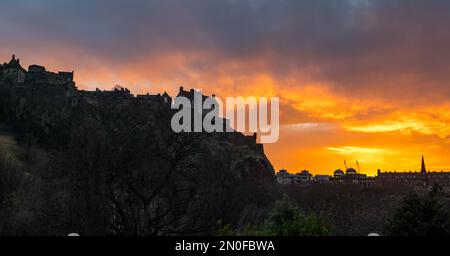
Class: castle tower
421,155,427,176
2,54,26,83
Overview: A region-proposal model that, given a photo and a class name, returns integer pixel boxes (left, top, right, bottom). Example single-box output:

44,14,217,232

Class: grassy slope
0,123,50,173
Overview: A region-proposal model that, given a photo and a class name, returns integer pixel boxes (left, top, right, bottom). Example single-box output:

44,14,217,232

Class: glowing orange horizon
2,52,450,176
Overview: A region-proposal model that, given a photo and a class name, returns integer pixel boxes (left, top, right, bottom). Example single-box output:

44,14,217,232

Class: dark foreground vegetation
1,80,450,236
0,79,277,235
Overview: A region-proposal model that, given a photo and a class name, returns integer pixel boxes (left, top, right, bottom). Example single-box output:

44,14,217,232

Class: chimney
179,86,184,92
12,54,15,60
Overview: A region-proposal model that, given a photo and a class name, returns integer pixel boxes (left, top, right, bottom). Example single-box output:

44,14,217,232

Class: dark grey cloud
1,0,450,102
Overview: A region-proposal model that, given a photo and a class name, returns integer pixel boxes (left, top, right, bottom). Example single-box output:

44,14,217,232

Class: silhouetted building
333,169,344,178
276,169,292,184
314,175,331,183
296,170,313,183
276,169,313,184
28,64,46,73
0,55,26,83
376,155,450,191
0,55,177,111
276,156,448,190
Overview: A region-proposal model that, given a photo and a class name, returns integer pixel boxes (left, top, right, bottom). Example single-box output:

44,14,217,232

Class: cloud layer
1,0,450,173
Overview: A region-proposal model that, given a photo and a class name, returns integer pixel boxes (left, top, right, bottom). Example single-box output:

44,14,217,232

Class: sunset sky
1,0,450,175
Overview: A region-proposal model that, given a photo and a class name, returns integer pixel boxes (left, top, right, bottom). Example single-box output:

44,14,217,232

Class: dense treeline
2,81,450,236
0,82,276,235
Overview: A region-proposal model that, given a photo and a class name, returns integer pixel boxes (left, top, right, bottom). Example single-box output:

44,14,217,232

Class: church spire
421,155,427,176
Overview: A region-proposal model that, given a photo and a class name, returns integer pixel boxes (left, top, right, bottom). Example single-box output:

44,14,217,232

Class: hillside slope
0,73,276,235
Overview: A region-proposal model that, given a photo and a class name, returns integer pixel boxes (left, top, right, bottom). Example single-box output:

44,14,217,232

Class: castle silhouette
0,55,261,147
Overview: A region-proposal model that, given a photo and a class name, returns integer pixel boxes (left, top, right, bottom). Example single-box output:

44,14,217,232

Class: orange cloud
3,38,450,177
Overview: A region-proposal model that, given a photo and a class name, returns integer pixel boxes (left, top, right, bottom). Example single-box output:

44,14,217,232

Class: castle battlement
0,55,225,113
0,55,74,86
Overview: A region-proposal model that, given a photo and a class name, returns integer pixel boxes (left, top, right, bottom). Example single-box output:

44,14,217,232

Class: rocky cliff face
0,70,276,235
